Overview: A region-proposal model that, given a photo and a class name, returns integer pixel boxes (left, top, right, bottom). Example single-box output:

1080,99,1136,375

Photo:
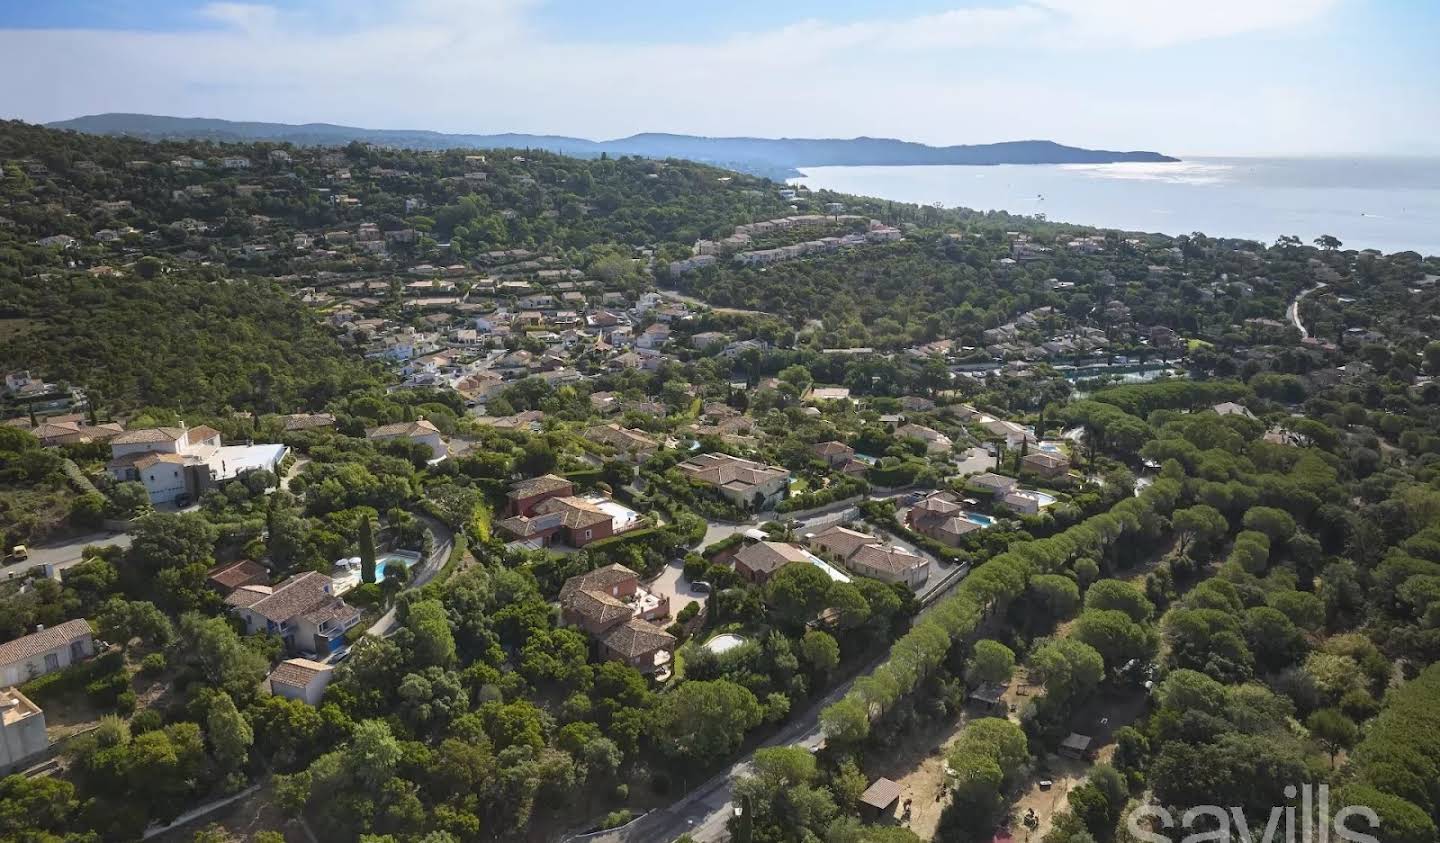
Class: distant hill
47,114,1178,179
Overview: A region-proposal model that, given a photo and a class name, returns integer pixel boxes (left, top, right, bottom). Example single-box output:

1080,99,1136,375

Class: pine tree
359,516,377,584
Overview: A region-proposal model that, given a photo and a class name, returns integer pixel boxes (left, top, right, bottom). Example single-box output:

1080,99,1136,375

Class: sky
0,0,1436,156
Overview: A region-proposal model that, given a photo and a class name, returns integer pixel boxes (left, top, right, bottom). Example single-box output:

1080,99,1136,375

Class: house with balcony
559,564,674,677
225,572,360,657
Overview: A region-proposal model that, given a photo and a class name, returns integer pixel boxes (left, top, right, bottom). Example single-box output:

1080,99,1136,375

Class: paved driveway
952,446,996,477
646,560,707,617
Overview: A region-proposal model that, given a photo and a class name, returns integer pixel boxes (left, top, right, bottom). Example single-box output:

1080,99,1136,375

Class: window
70,640,86,661
44,652,59,671
585,529,593,541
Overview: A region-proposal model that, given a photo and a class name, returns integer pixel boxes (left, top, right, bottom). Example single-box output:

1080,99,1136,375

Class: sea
789,157,1440,256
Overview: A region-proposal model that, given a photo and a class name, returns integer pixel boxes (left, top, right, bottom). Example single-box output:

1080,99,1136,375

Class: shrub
129,708,163,734
115,690,137,715
140,652,167,676
678,602,700,623
600,810,634,830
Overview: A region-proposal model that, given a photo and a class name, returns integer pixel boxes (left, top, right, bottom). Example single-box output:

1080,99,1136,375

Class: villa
106,423,288,505
966,472,1020,498
677,452,790,510
559,564,675,676
1022,451,1071,479
907,493,987,547
225,571,360,657
366,419,446,460
499,494,639,548
807,525,930,589
585,423,660,463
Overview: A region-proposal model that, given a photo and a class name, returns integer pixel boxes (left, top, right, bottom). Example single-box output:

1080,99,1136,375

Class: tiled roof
508,474,572,500
186,425,221,444
601,618,675,658
677,452,787,492
227,571,346,624
734,541,810,575
566,589,633,627
534,496,611,530
208,560,270,591
269,657,332,688
366,419,440,439
111,426,185,445
0,619,92,667
559,564,638,604
811,440,853,457
851,543,925,575
282,413,337,431
809,525,875,560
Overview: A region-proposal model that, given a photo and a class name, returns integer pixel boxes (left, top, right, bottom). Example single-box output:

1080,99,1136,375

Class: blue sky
0,0,1435,155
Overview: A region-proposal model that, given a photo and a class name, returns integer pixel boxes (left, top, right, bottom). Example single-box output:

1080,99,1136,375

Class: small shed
1059,732,1092,759
967,682,1009,713
860,777,902,821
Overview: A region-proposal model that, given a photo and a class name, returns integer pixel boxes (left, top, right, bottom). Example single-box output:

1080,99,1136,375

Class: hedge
822,477,1183,744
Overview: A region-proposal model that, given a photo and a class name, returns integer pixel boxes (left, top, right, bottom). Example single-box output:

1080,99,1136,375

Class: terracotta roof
808,525,875,560
111,426,185,445
282,413,336,431
366,419,440,439
734,541,810,575
186,425,221,445
226,584,272,608
208,560,270,592
677,452,788,492
585,424,658,451
968,472,1019,492
226,571,347,624
811,441,854,457
135,452,189,470
508,474,573,500
600,617,676,659
0,619,92,667
534,496,611,530
269,657,332,689
860,777,902,811
566,589,633,627
559,564,638,604
851,543,926,575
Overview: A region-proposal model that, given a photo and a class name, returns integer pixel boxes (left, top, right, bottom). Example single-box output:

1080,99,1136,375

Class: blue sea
790,158,1440,256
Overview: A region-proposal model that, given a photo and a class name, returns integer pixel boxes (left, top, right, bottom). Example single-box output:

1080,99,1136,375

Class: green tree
1306,708,1357,768
966,640,1016,686
358,515,377,584
652,680,762,764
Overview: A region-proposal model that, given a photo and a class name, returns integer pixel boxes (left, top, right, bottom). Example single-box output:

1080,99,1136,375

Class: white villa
107,424,288,505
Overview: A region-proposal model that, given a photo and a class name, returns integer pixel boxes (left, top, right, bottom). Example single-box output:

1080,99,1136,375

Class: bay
790,157,1440,256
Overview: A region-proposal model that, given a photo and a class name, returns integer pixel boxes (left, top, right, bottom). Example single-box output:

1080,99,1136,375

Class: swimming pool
332,550,422,593
965,512,997,528
1021,490,1058,507
705,633,748,654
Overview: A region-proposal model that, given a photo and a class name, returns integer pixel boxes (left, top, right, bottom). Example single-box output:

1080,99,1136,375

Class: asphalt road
365,514,455,637
576,532,971,843
5,531,132,579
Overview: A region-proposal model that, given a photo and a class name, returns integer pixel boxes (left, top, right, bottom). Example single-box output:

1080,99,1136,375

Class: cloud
196,2,280,32
0,0,1426,156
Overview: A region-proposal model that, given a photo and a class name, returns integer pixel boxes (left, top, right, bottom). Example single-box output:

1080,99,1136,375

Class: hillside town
0,119,1439,843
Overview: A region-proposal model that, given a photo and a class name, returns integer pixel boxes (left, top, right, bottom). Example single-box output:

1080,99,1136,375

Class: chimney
34,624,44,632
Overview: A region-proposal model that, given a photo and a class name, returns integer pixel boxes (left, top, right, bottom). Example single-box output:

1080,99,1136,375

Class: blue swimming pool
966,513,996,528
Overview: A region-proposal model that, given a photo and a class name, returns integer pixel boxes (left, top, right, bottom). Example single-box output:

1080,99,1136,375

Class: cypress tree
359,517,377,584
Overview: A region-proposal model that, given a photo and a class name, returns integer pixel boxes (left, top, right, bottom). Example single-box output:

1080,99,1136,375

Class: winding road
364,513,455,637
1287,282,1326,340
